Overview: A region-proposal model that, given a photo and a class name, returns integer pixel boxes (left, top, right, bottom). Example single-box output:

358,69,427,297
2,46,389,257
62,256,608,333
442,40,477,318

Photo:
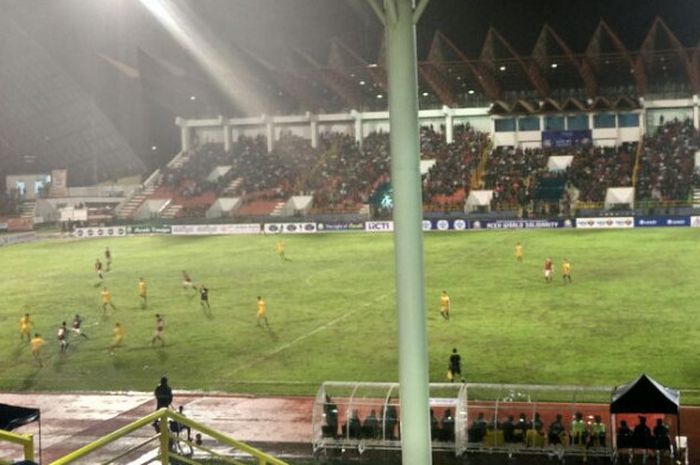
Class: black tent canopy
0,403,40,431
610,374,679,414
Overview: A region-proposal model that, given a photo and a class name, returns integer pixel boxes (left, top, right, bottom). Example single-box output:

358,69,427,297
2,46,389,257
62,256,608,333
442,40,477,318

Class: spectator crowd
145,118,699,219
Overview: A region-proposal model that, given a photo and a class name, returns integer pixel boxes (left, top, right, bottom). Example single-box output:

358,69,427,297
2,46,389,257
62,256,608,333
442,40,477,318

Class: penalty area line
230,292,391,375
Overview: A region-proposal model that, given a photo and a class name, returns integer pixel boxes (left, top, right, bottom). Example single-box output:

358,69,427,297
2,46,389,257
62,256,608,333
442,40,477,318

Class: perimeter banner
635,216,690,227
73,226,127,238
126,225,172,234
421,219,465,231
264,223,317,234
316,221,365,232
542,130,592,148
364,221,394,232
0,232,37,247
471,219,569,230
171,223,261,235
575,217,634,229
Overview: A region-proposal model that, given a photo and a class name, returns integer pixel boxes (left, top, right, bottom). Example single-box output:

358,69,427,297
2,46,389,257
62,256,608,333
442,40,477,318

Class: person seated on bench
632,416,652,449
548,414,566,446
588,415,605,448
342,409,361,439
512,413,527,443
653,419,670,451
430,409,440,441
384,400,398,440
570,412,587,446
526,413,545,447
322,395,339,438
617,420,632,448
440,408,455,442
502,415,516,443
362,409,379,439
468,412,488,443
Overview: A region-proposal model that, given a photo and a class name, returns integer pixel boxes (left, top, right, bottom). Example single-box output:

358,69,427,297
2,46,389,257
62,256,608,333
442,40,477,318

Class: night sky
415,0,700,56
8,0,700,69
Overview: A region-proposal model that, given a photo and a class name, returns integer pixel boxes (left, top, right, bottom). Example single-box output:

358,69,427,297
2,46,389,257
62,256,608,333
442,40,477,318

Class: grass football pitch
1,229,699,398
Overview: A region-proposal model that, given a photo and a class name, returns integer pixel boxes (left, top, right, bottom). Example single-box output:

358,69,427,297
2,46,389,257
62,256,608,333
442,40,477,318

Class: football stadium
1,1,700,464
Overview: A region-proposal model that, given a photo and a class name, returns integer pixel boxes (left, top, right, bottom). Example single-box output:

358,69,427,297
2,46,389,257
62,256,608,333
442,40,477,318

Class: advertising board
574,217,634,229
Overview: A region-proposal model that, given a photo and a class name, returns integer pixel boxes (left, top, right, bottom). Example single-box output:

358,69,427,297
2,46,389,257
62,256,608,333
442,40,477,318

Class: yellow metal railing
0,429,34,464
47,408,289,465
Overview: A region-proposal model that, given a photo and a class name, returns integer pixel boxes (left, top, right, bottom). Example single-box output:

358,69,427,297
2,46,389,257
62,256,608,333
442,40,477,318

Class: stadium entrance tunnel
313,381,688,464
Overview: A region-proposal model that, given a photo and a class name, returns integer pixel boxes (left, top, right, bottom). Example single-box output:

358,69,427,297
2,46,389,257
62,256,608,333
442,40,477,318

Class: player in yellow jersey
101,287,117,314
20,313,33,342
515,242,523,262
256,296,269,327
109,323,124,355
138,277,148,308
30,333,45,367
439,290,451,320
562,258,572,284
276,241,291,262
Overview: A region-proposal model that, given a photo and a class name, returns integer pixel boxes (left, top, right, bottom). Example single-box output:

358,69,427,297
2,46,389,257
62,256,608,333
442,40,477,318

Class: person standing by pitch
154,376,173,411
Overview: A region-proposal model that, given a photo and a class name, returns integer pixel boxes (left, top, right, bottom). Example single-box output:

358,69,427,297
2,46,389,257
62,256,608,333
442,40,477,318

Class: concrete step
269,201,286,217
223,177,243,195
160,204,182,219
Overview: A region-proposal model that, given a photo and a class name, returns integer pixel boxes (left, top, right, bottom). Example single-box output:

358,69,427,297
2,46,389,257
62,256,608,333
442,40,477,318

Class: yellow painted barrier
0,429,34,463
47,408,289,465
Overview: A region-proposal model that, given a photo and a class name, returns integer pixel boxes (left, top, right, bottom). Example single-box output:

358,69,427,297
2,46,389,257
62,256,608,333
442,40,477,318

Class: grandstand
3,10,700,224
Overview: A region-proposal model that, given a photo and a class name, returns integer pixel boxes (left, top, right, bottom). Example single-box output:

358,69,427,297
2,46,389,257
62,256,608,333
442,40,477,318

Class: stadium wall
68,215,700,239
176,97,700,152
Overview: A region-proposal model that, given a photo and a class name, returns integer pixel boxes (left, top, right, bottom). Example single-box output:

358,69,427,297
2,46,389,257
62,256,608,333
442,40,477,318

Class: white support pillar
306,111,319,149
310,120,318,149
265,117,274,152
443,106,454,143
175,117,192,152
223,124,232,152
693,95,699,130
351,110,363,147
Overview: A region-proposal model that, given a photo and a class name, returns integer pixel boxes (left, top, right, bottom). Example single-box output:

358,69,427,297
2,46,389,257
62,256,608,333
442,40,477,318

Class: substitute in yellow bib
515,242,523,262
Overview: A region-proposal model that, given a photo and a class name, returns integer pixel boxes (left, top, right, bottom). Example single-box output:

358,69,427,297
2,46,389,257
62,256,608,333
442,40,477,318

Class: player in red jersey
543,257,553,283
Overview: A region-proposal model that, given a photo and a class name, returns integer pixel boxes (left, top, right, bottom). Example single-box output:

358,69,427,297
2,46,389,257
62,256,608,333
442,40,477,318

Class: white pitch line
230,292,391,375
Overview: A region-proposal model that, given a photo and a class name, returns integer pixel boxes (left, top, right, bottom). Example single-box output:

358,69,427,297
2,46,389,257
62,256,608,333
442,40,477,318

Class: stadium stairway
269,201,286,217
235,200,279,216
222,177,243,196
19,200,36,221
693,188,700,208
116,185,157,220
160,203,182,219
